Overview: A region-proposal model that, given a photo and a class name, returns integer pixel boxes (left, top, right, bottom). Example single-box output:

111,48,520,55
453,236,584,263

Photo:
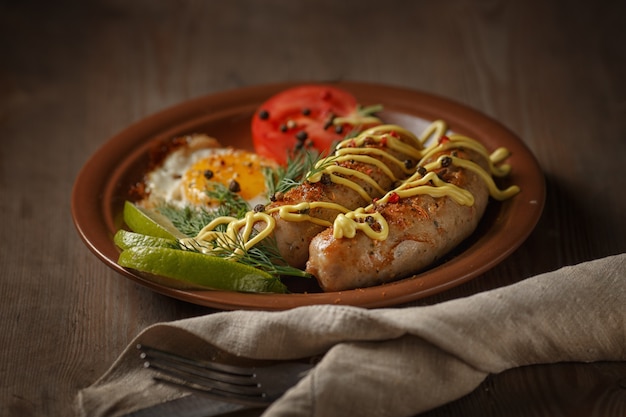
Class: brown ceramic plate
71,82,544,310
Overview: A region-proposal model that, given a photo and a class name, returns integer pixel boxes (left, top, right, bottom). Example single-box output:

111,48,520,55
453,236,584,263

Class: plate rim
71,81,545,310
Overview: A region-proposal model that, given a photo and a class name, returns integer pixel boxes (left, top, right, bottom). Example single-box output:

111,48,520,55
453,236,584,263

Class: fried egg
141,134,276,209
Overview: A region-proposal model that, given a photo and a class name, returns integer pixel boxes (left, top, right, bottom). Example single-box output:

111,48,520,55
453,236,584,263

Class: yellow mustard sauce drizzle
265,202,351,226
180,211,275,257
186,120,520,252
330,125,521,240
418,119,448,146
306,124,424,201
331,170,474,241
333,208,388,240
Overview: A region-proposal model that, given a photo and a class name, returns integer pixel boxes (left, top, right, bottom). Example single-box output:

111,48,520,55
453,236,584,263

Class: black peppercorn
228,179,241,193
203,170,214,179
258,109,269,120
271,191,284,202
295,131,308,141
441,156,452,167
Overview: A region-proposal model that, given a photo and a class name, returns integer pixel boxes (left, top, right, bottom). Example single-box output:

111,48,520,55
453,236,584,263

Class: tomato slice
251,85,380,164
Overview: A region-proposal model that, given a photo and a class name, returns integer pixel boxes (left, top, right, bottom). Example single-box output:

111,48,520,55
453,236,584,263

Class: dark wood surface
1,0,625,416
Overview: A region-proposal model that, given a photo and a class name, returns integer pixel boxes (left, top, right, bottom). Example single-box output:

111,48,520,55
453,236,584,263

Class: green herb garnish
263,147,325,196
156,183,250,236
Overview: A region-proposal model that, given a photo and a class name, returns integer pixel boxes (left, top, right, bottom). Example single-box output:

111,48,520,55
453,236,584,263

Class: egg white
142,134,274,210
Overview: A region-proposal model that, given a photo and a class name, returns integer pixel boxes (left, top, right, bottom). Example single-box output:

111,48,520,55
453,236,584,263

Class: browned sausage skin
265,125,425,268
306,146,491,291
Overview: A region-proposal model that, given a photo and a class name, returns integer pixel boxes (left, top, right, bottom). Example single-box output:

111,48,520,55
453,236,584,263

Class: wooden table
1,0,625,415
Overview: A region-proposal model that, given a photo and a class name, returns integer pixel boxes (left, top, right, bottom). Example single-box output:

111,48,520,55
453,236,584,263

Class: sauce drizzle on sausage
184,120,519,255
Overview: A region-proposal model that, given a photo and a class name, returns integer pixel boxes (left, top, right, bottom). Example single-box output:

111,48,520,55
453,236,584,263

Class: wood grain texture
0,0,624,416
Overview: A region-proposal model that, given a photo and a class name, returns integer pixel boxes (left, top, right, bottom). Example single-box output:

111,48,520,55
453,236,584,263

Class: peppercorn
280,124,288,132
417,166,427,176
404,159,414,169
203,170,214,179
295,131,308,142
320,173,332,185
270,191,284,202
335,125,343,134
258,109,269,120
302,108,311,116
441,156,452,167
253,204,265,212
228,179,241,193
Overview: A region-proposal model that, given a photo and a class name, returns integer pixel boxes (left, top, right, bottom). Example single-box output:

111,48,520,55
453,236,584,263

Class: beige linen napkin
76,254,626,417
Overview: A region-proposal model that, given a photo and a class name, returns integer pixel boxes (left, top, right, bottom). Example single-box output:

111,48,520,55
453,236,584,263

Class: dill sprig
183,228,311,279
303,152,342,182
157,205,216,237
204,182,251,218
237,237,312,279
263,148,324,196
156,183,250,236
155,181,310,279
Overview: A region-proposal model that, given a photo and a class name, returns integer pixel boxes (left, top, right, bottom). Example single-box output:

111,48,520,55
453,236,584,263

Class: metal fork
137,344,315,406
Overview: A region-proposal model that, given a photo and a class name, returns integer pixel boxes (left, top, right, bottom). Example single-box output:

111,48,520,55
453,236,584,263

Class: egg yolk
181,149,276,206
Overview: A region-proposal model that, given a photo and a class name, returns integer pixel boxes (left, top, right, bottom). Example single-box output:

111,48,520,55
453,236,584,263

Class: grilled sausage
306,146,491,291
266,126,423,268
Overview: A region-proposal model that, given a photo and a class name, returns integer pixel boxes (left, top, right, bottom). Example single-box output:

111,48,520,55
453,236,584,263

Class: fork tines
137,344,266,401
136,344,313,405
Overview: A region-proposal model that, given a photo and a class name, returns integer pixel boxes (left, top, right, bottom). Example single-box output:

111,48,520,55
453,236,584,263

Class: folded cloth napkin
76,254,626,417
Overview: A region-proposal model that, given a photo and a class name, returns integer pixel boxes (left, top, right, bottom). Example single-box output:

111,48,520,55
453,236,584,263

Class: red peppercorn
388,192,400,204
